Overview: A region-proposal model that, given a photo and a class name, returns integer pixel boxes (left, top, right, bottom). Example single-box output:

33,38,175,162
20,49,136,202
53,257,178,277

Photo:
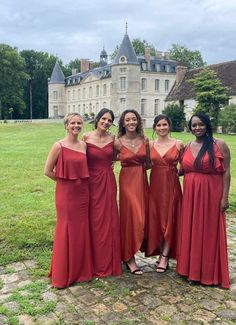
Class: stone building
166,61,236,120
48,30,177,127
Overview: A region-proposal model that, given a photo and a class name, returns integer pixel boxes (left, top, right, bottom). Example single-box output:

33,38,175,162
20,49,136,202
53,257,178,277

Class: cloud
0,0,236,64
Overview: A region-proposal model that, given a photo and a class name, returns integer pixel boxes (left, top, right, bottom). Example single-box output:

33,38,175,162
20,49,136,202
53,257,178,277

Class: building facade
166,61,236,120
48,31,177,127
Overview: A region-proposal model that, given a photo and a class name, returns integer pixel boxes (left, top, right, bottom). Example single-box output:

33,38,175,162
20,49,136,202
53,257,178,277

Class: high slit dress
49,145,93,288
119,141,148,262
86,141,122,277
177,143,230,289
145,143,182,259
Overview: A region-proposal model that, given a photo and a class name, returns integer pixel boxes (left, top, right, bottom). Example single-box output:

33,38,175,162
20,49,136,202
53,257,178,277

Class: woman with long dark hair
83,108,122,278
145,114,184,273
177,112,231,288
114,109,148,275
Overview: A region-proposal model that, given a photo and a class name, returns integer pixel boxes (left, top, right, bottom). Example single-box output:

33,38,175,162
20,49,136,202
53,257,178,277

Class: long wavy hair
94,108,115,129
118,109,144,138
188,113,215,169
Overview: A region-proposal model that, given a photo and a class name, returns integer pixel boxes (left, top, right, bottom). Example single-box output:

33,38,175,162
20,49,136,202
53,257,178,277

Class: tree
169,44,205,69
110,38,155,61
189,68,230,130
20,50,59,119
162,103,186,131
0,44,29,119
219,104,236,133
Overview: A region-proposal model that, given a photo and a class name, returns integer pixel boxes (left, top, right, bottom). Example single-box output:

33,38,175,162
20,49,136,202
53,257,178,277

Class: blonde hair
63,113,83,127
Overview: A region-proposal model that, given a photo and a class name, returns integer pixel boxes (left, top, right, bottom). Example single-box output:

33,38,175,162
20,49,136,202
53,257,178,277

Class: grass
0,122,235,275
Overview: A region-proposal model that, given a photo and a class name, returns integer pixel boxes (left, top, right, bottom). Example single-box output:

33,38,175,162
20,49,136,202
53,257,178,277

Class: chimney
80,59,90,73
164,51,170,60
145,47,151,69
155,50,163,59
72,68,77,75
176,65,187,85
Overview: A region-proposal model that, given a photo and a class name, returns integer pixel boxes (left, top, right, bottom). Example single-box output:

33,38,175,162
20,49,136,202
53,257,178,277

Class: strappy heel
124,262,143,275
156,254,169,273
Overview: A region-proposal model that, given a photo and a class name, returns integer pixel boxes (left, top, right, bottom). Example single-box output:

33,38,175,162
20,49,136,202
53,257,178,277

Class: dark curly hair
188,112,215,169
118,109,144,138
94,108,115,129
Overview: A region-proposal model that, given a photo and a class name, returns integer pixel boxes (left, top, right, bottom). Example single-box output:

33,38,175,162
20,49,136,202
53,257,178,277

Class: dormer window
142,62,147,70
155,64,161,72
165,64,171,72
119,56,127,64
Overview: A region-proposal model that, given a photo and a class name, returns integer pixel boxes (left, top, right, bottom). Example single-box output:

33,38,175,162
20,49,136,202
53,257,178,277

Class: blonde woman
44,113,93,288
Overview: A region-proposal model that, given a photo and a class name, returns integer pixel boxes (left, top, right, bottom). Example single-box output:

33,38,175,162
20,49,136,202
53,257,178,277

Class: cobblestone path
0,217,236,325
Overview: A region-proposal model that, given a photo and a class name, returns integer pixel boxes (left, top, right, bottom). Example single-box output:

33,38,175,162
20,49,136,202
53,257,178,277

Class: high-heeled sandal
156,254,169,273
124,262,143,275
155,253,162,267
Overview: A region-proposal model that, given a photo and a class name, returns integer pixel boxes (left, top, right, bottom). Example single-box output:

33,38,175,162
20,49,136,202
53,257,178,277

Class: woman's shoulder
214,138,230,157
175,139,184,151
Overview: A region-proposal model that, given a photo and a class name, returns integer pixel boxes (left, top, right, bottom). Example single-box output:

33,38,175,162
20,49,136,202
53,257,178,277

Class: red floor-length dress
145,143,182,259
86,141,122,277
177,143,230,288
49,146,93,288
119,141,148,262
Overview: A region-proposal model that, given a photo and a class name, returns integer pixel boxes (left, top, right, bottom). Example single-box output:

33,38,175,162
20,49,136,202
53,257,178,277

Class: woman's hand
220,197,229,212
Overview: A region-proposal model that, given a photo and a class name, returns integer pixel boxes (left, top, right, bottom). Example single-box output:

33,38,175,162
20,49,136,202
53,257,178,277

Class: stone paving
0,216,236,325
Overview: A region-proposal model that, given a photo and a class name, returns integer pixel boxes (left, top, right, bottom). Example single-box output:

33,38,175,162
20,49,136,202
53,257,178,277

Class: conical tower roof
49,61,65,84
113,33,138,65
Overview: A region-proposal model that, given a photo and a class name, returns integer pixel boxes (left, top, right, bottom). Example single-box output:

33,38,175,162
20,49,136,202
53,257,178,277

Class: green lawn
0,122,235,275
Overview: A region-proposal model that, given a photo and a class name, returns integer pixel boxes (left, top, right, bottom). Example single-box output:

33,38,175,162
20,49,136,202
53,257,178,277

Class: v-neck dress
119,141,148,262
49,146,93,288
145,143,182,259
177,143,229,288
86,141,122,277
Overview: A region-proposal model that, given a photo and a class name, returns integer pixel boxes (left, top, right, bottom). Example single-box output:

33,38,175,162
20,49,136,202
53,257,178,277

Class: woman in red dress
44,113,93,288
83,108,122,278
145,114,184,273
177,113,231,288
114,109,148,275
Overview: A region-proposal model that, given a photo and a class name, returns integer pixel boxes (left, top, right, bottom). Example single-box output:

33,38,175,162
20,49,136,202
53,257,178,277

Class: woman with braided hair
177,113,231,288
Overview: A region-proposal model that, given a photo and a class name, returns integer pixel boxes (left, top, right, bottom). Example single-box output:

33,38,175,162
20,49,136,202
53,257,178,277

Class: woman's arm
216,139,231,212
44,142,61,181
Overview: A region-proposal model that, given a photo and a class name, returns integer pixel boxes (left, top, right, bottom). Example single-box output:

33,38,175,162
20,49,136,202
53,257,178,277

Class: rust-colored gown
145,143,182,259
86,141,122,277
119,141,148,262
177,144,229,288
49,146,93,288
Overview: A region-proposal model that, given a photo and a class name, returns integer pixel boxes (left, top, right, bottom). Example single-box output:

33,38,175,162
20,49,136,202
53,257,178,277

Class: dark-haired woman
145,114,184,273
114,109,148,275
177,113,231,288
83,108,122,278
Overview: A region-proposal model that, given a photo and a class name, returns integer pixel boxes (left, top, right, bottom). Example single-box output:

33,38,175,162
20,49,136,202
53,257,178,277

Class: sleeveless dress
145,143,182,259
49,145,93,288
177,143,230,288
119,141,148,262
86,141,122,277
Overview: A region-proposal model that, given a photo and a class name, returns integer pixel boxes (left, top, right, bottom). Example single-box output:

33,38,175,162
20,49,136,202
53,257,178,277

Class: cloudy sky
1,0,236,65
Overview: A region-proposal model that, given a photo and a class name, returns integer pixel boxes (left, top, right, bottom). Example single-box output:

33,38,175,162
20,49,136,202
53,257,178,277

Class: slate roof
48,61,65,84
166,60,236,101
113,33,139,65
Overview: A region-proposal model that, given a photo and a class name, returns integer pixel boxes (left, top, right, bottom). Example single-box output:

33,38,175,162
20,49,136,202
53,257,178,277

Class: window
120,98,126,103
53,91,58,100
103,101,106,107
73,105,75,112
155,79,160,91
82,104,85,114
165,64,171,72
89,86,92,98
141,99,146,116
89,103,92,114
155,63,161,72
120,68,126,74
78,89,81,100
165,80,170,92
103,84,107,96
142,62,147,70
83,88,86,99
154,99,160,115
120,77,126,90
78,104,80,113
72,90,75,100
67,91,71,101
96,85,99,97
96,102,99,113
110,83,113,95
141,78,147,91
